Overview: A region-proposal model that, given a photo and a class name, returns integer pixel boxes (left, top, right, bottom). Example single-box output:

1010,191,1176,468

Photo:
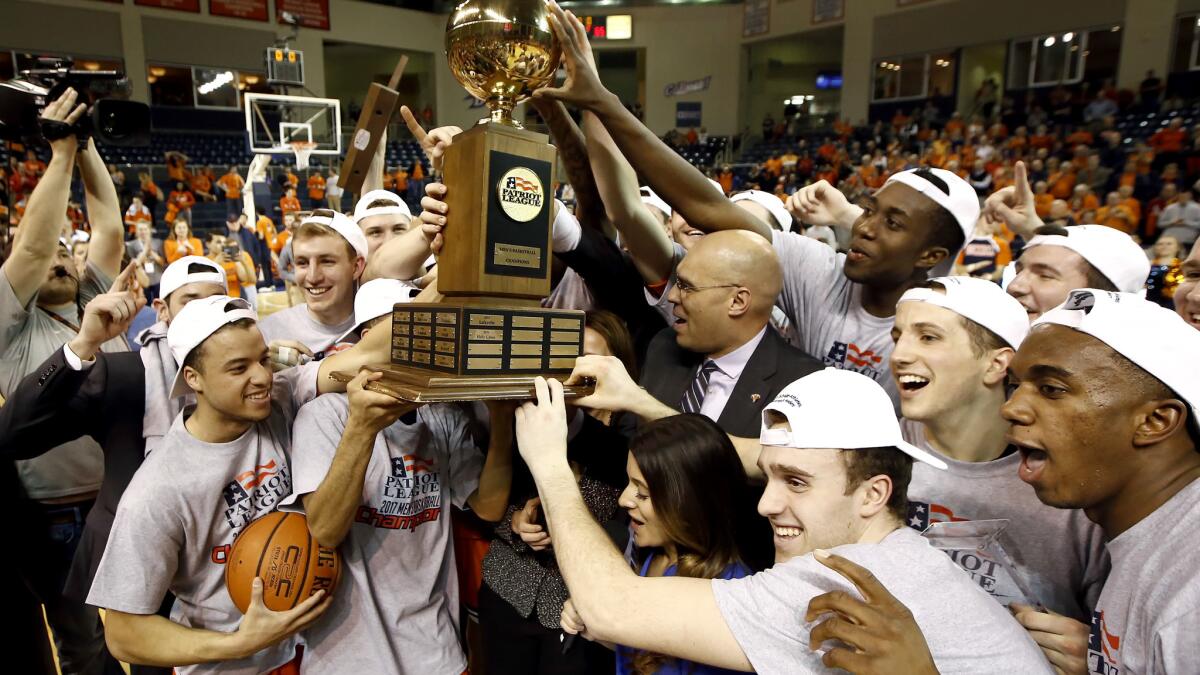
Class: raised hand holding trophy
346,0,590,402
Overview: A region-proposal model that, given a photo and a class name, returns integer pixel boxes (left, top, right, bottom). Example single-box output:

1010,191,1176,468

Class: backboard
244,92,342,158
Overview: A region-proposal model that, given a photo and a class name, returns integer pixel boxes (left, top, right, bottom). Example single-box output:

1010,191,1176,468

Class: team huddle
4,5,1200,675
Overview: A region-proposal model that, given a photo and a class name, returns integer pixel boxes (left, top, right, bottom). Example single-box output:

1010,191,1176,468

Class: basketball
225,512,341,614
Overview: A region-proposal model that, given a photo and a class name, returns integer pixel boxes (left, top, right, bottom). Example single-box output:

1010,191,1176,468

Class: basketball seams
254,512,290,601
290,524,315,609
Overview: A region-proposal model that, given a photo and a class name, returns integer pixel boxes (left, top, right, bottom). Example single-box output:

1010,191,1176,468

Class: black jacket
641,326,822,438
0,347,145,603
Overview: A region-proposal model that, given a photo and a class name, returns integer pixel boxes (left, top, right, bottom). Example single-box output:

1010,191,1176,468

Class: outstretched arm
78,137,124,277
3,89,86,306
530,99,607,233
535,4,770,241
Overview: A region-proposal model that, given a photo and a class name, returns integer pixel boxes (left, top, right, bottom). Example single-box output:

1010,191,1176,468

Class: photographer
205,231,255,300
0,87,128,674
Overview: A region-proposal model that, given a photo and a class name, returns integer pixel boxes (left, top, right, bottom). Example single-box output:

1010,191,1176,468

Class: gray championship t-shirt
0,260,127,499
1086,478,1200,674
712,527,1052,674
87,367,319,675
902,420,1109,620
771,231,898,405
257,304,356,356
283,394,483,675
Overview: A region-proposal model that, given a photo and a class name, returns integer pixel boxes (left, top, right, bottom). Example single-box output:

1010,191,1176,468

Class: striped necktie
679,361,720,414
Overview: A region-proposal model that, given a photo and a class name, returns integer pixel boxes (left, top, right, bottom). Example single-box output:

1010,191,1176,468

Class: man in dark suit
569,229,822,466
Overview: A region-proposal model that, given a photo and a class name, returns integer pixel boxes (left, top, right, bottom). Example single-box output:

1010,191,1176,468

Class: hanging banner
277,0,331,30
211,0,269,21
135,0,200,12
664,76,712,98
812,0,844,24
743,0,770,38
676,102,702,128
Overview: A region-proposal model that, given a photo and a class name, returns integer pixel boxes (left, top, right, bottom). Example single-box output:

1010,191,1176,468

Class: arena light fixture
1043,36,1056,47
198,70,235,95
150,66,167,77
1111,25,1120,32
1063,32,1074,42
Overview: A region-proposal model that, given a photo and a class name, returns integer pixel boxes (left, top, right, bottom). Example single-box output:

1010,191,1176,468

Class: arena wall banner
135,0,200,12
676,102,702,128
277,0,331,30
211,0,269,21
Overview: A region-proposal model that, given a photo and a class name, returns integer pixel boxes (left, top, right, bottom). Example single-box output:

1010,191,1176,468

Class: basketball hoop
289,141,318,170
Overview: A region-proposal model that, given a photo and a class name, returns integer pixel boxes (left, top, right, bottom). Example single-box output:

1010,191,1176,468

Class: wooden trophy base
331,302,593,403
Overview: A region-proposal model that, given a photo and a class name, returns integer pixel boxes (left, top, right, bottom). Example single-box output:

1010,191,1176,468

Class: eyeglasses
675,278,741,297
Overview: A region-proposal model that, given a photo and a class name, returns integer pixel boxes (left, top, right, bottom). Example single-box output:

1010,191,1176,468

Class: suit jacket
0,347,146,603
641,326,822,438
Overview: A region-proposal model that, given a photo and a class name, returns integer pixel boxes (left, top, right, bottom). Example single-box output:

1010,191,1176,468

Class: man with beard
0,89,128,674
1002,289,1200,673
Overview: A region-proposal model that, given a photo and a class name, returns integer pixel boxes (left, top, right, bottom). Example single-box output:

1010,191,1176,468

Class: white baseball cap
1034,289,1200,424
898,276,1030,349
335,277,419,344
759,368,949,470
300,209,369,260
639,186,672,219
731,190,793,231
160,256,227,300
167,295,258,397
1023,224,1150,294
353,189,412,223
884,167,980,277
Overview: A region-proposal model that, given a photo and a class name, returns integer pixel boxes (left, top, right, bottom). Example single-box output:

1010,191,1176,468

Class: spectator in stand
968,159,993,197
126,221,165,302
1158,187,1200,248
189,165,216,202
1096,191,1137,235
123,195,151,237
408,159,426,206
1077,153,1111,194
1146,183,1178,239
280,187,302,218
1151,117,1187,170
71,239,89,277
138,171,162,216
1139,70,1164,111
307,170,326,209
1068,184,1100,222
23,149,46,177
1084,94,1118,125
108,163,128,208
326,170,343,213
1146,235,1184,308
163,182,195,227
1117,184,1143,227
204,232,256,300
164,219,202,264
1046,200,1076,229
164,150,190,183
284,168,300,191
1033,180,1054,218
216,165,244,220
1046,157,1076,200
253,212,278,288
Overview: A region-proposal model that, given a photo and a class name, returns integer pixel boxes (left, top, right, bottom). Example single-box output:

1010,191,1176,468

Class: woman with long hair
565,414,766,675
163,219,201,264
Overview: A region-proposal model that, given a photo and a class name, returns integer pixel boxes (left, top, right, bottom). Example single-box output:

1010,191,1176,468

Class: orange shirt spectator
764,157,783,177
945,116,965,137
166,152,191,182
272,227,292,255
217,171,243,200
124,201,152,236
256,215,278,252
190,172,213,197
1034,192,1054,219
412,162,425,181
164,189,195,223
717,169,733,194
307,174,326,201
1096,203,1137,235
280,194,301,217
285,171,299,189
1065,130,1094,147
1150,126,1187,154
1029,133,1054,150
23,156,46,176
165,221,203,263
391,169,409,193
1048,170,1076,200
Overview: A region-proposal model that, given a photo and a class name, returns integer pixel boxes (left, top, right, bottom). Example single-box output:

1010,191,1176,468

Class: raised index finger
814,550,890,605
400,106,428,144
1013,161,1030,198
109,261,138,293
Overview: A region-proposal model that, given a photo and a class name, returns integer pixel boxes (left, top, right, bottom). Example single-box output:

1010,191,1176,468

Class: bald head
687,230,782,317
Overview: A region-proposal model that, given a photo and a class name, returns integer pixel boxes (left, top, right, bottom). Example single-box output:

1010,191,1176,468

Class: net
289,141,319,170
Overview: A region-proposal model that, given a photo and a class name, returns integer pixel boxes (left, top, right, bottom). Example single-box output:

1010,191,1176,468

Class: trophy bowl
446,0,561,126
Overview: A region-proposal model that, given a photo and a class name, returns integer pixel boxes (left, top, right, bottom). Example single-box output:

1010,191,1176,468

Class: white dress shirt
698,326,768,422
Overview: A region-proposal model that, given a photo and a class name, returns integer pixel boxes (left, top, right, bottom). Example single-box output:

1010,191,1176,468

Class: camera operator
0,87,129,674
205,232,255,300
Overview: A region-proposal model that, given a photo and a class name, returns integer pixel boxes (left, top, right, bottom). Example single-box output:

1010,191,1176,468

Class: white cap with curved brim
639,186,672,219
300,210,369,260
884,167,980,277
167,295,257,398
898,276,1030,349
1023,224,1150,294
759,368,949,470
353,189,412,223
1034,289,1200,423
335,278,419,344
160,256,227,299
731,189,793,231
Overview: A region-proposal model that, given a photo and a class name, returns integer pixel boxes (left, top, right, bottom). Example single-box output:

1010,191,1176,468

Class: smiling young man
890,276,1109,672
1002,289,1200,673
530,4,977,406
1174,238,1200,330
257,210,367,355
353,189,413,257
87,295,332,674
513,365,1050,673
1005,224,1149,321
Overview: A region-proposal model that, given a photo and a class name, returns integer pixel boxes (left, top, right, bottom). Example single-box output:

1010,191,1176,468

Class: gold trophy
348,0,590,402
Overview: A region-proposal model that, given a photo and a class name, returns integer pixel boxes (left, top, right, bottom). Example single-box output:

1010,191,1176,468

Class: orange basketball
225,512,341,614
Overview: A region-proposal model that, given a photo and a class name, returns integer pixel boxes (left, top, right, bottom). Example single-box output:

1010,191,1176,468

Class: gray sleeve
0,264,32,348
436,407,484,510
1154,607,1200,673
80,260,115,307
771,231,844,325
86,481,182,614
278,244,295,283
281,395,346,508
710,558,834,673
